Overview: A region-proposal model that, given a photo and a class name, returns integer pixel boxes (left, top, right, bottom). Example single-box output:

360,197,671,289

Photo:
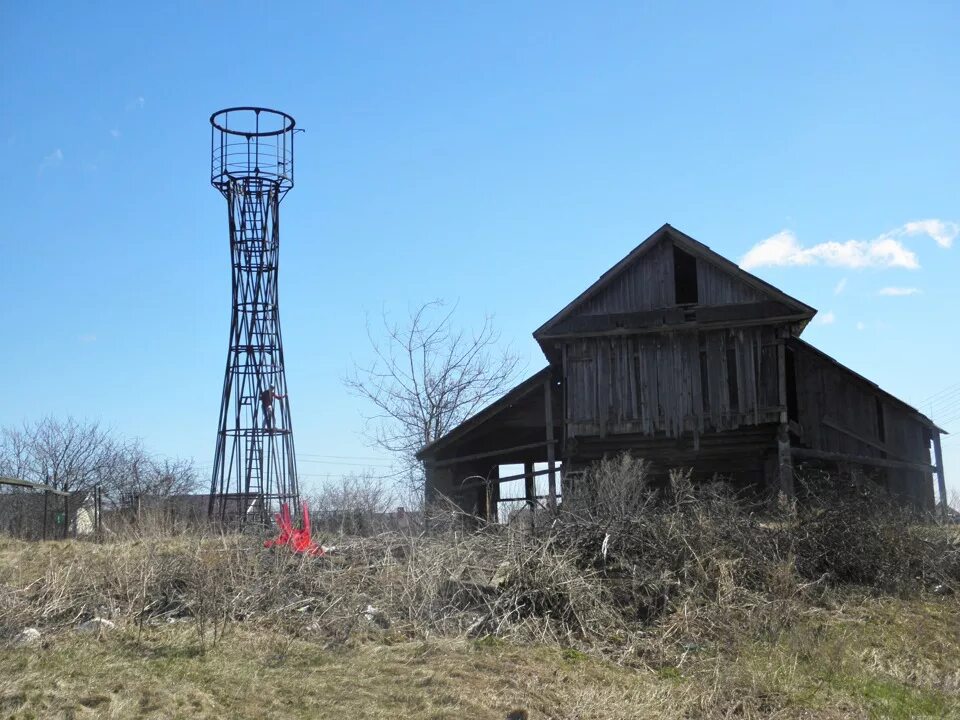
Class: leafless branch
344,300,521,497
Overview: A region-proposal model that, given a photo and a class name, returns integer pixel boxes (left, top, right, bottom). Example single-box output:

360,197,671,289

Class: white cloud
833,277,847,295
38,148,63,172
740,219,956,271
878,287,921,296
815,310,836,325
740,230,918,270
900,219,957,249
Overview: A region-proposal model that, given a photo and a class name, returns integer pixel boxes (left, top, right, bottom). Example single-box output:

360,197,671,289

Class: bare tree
0,417,199,504
0,417,117,493
307,472,398,535
345,301,521,495
100,441,199,502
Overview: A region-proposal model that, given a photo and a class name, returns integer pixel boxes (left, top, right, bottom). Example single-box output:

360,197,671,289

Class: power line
297,452,390,462
926,389,960,413
297,458,395,468
918,382,960,406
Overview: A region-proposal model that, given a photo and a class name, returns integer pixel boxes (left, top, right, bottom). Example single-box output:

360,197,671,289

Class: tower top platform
210,107,296,197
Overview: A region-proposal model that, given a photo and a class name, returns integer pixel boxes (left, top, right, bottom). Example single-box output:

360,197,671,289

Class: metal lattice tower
208,107,299,525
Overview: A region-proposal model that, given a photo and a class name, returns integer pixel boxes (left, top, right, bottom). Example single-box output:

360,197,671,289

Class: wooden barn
418,224,947,518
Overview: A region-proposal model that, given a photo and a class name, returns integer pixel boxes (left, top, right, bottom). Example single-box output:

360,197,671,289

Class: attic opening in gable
673,245,699,305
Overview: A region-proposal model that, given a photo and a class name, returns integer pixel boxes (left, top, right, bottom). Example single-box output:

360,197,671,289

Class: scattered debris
491,561,513,588
77,618,115,634
363,604,390,629
14,628,41,646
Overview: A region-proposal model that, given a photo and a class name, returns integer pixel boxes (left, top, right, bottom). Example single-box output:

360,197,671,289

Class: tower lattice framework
208,107,299,524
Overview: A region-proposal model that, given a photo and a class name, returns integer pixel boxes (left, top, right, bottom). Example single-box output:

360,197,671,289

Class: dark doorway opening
673,245,699,305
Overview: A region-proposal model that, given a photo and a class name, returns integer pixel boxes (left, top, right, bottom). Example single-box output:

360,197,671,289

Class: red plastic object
264,501,325,556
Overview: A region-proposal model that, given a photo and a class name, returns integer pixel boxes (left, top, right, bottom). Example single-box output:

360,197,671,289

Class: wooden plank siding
696,257,767,305
563,327,782,439
570,242,773,320
789,340,934,506
576,238,675,315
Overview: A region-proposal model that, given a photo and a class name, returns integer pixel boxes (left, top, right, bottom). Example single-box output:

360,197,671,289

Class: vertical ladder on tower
243,427,264,523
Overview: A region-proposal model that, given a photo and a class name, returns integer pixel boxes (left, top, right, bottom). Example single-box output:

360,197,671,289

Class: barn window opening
673,245,699,305
785,347,799,423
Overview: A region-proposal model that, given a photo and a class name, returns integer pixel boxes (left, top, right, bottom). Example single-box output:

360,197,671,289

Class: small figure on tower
260,385,286,430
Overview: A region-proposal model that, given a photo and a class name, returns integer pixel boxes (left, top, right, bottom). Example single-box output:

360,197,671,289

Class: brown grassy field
1,581,957,719
2,464,959,718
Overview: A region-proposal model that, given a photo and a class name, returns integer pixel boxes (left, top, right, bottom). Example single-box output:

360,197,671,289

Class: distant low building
0,487,97,539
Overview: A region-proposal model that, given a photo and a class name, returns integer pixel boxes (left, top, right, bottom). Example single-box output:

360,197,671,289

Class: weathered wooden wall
563,327,782,439
573,242,769,318
696,257,766,305
789,341,934,507
577,239,675,315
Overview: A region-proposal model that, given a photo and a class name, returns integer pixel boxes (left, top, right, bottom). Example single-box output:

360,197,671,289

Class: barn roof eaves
416,367,551,461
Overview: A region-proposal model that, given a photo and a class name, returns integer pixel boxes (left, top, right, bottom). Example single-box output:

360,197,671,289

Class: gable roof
533,224,816,340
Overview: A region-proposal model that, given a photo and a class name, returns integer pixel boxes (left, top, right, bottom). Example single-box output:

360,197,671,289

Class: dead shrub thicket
1,453,957,659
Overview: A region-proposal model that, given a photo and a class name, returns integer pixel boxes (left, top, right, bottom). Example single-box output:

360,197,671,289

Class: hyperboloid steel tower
208,107,299,525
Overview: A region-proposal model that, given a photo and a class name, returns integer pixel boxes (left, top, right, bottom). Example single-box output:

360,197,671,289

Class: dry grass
1,597,957,719
1,455,959,718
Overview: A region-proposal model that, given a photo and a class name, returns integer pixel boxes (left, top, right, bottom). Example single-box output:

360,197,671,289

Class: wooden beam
432,440,557,467
791,447,937,473
544,376,558,509
497,494,553,503
451,467,556,492
821,416,890,455
933,431,947,519
495,467,554,484
538,313,812,341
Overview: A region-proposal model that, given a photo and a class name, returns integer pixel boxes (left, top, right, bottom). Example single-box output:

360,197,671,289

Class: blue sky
1,2,958,498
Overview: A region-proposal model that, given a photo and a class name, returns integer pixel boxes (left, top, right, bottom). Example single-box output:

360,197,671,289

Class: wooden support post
524,461,536,532
775,338,794,501
776,338,788,425
524,462,536,512
777,423,794,499
933,431,947,519
544,376,557,509
485,466,499,523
